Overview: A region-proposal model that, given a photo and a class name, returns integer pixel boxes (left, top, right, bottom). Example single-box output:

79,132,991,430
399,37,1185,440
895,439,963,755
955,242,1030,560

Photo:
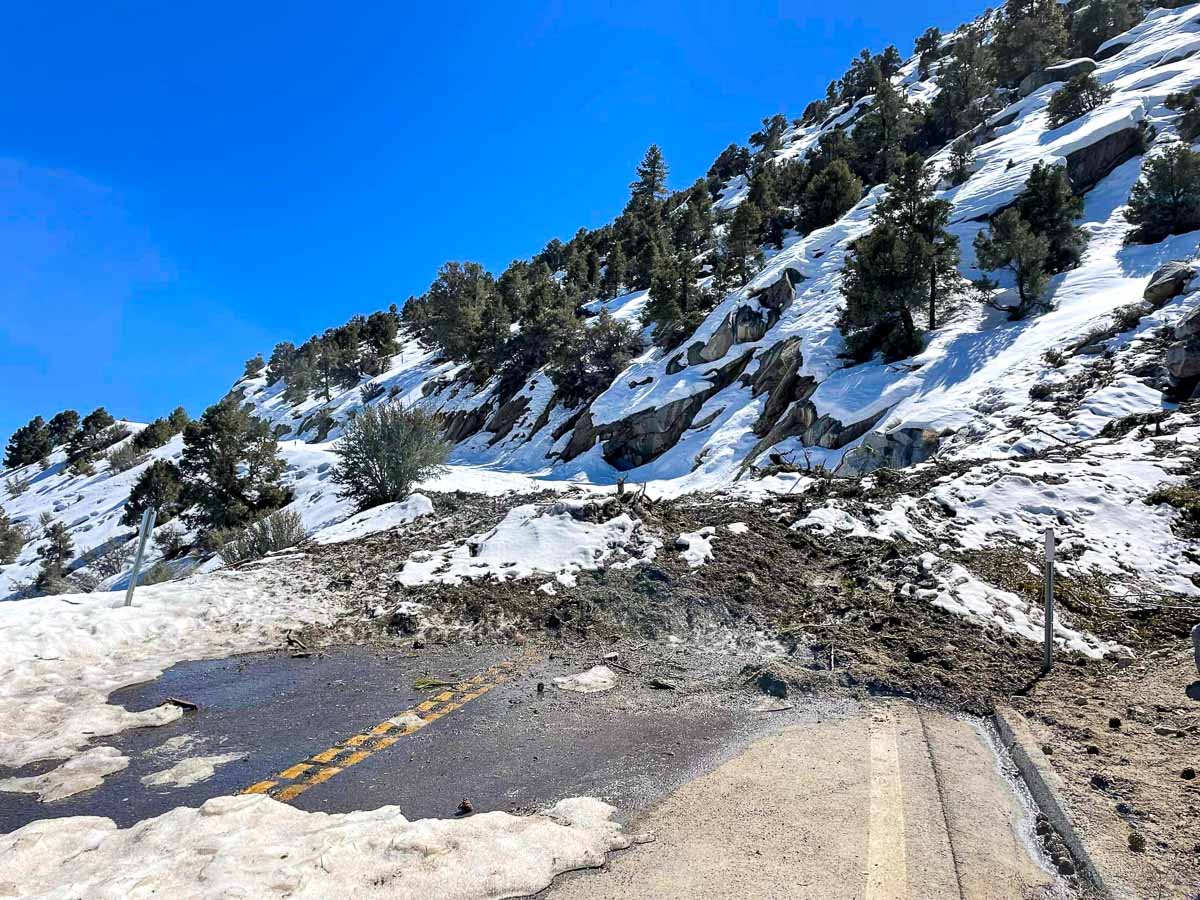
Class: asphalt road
0,644,1063,898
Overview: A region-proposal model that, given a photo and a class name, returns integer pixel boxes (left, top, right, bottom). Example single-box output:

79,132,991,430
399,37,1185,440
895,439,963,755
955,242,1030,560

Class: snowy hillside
3,2,1200,614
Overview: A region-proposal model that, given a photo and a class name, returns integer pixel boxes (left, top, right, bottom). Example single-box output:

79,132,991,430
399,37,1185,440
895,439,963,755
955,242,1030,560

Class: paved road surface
0,645,1061,898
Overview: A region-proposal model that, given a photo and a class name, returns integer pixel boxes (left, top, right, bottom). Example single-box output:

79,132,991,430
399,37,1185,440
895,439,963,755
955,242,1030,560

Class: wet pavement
0,643,842,831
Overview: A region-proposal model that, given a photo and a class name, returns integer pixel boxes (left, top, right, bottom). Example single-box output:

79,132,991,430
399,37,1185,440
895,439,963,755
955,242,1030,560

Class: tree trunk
928,268,937,331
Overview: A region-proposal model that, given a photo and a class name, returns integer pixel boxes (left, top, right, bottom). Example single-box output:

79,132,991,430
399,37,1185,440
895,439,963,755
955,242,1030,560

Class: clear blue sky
1,1,980,439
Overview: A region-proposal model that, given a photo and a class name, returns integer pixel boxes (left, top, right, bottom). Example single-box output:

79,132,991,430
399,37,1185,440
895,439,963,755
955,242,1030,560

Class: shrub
217,509,306,565
1113,302,1151,332
155,522,189,559
80,539,134,579
361,382,386,404
105,441,148,474
122,460,184,527
1125,143,1200,243
139,561,176,586
333,402,449,510
1047,74,1113,128
0,511,27,564
1042,348,1066,368
5,475,30,497
1165,87,1200,142
1146,485,1200,522
1029,382,1054,400
68,456,96,477
35,521,74,590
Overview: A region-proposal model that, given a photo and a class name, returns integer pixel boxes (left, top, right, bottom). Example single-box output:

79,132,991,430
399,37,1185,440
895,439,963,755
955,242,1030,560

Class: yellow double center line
243,654,531,803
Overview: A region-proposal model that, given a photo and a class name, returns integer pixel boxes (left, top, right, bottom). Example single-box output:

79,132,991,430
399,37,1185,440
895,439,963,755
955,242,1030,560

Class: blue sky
1,1,980,439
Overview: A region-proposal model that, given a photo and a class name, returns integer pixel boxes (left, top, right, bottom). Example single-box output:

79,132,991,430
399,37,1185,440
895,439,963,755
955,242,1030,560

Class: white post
1043,526,1055,673
124,508,157,607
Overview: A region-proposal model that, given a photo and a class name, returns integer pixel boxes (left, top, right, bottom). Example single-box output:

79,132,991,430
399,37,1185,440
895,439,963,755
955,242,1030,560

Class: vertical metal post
1043,526,1055,673
124,507,157,607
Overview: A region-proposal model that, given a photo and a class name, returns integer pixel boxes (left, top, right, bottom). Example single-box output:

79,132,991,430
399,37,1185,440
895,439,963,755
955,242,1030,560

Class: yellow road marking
240,654,534,804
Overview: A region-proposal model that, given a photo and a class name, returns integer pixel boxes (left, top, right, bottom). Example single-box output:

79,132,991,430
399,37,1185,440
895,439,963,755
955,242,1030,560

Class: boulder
1018,58,1097,97
485,394,530,445
1144,261,1197,306
836,427,941,477
1065,125,1146,193
1176,305,1200,342
686,317,735,365
1166,340,1200,379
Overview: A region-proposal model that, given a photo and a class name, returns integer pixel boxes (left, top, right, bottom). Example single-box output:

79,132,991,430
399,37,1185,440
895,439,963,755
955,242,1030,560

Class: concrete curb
993,705,1121,899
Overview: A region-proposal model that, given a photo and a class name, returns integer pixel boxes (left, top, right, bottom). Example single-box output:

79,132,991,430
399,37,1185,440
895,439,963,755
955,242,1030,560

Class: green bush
333,402,449,510
0,511,27,564
132,417,179,452
217,509,306,565
104,441,148,474
1125,143,1200,243
1146,485,1200,522
1047,74,1113,129
122,460,184,527
5,475,30,497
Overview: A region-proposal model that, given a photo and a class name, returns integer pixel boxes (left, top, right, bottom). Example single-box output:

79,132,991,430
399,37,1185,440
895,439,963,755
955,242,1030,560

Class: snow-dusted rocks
1018,57,1098,97
1143,261,1196,305
675,527,717,568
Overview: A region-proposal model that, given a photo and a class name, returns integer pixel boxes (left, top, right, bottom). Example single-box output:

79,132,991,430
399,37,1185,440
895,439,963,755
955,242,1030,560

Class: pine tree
180,397,290,533
46,410,80,447
927,28,997,143
630,145,669,202
4,416,52,469
750,114,789,157
948,137,975,186
1069,0,1141,58
1125,142,1200,243
840,155,960,359
0,510,25,564
122,460,184,527
854,77,912,184
66,407,117,462
673,180,714,252
550,310,644,405
1016,163,1086,272
645,253,685,341
720,202,764,288
800,160,863,232
993,0,1068,87
35,521,74,591
974,208,1051,319
1047,73,1113,128
601,241,628,298
242,354,265,378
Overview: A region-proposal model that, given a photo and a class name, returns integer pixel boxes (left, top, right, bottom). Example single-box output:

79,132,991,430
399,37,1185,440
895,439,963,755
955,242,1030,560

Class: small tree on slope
333,403,449,510
973,208,1051,319
1124,143,1200,244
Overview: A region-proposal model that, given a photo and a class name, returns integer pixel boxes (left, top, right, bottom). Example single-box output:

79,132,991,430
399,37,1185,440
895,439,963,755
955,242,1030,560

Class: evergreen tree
706,144,752,195
878,45,904,80
948,137,975,186
242,354,265,378
854,77,912,184
840,155,960,359
673,180,714,252
630,144,669,202
179,397,290,533
4,416,52,469
800,160,863,232
364,308,400,355
750,114,789,157
1069,0,1141,58
926,28,997,144
1165,88,1200,142
645,253,686,341
423,261,494,362
35,521,74,591
476,291,513,380
1016,163,1086,272
0,510,25,564
993,0,1068,87
167,406,190,431
719,202,764,288
46,410,80,447
550,310,644,405
1047,73,1113,128
122,460,184,527
600,241,628,298
1125,142,1200,242
974,208,1051,319
67,407,117,462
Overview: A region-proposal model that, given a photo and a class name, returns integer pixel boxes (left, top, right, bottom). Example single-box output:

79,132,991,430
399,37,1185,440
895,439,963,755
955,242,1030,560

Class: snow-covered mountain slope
3,3,1200,608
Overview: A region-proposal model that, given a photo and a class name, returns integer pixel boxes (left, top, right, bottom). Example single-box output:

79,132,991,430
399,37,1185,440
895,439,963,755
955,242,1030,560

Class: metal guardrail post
124,507,157,607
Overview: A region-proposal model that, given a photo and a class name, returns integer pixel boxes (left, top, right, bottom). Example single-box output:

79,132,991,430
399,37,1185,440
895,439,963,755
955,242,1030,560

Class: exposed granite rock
836,427,942,476
1018,58,1096,97
1143,261,1196,306
485,394,530,445
1064,124,1145,193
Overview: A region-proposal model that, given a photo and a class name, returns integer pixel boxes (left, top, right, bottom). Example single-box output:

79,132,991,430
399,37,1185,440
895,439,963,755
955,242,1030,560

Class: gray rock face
1018,58,1097,96
1065,125,1145,193
1145,261,1197,306
560,351,754,470
683,269,801,367
836,427,941,477
1176,305,1200,342
1166,339,1200,379
485,394,530,445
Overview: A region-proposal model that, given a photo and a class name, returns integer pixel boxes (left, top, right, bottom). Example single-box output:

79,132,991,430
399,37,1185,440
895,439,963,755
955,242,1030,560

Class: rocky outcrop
1018,58,1096,97
836,427,941,476
561,351,753,470
1064,124,1146,193
1167,306,1200,379
485,394,530,445
443,406,490,443
682,268,804,367
1144,261,1196,306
